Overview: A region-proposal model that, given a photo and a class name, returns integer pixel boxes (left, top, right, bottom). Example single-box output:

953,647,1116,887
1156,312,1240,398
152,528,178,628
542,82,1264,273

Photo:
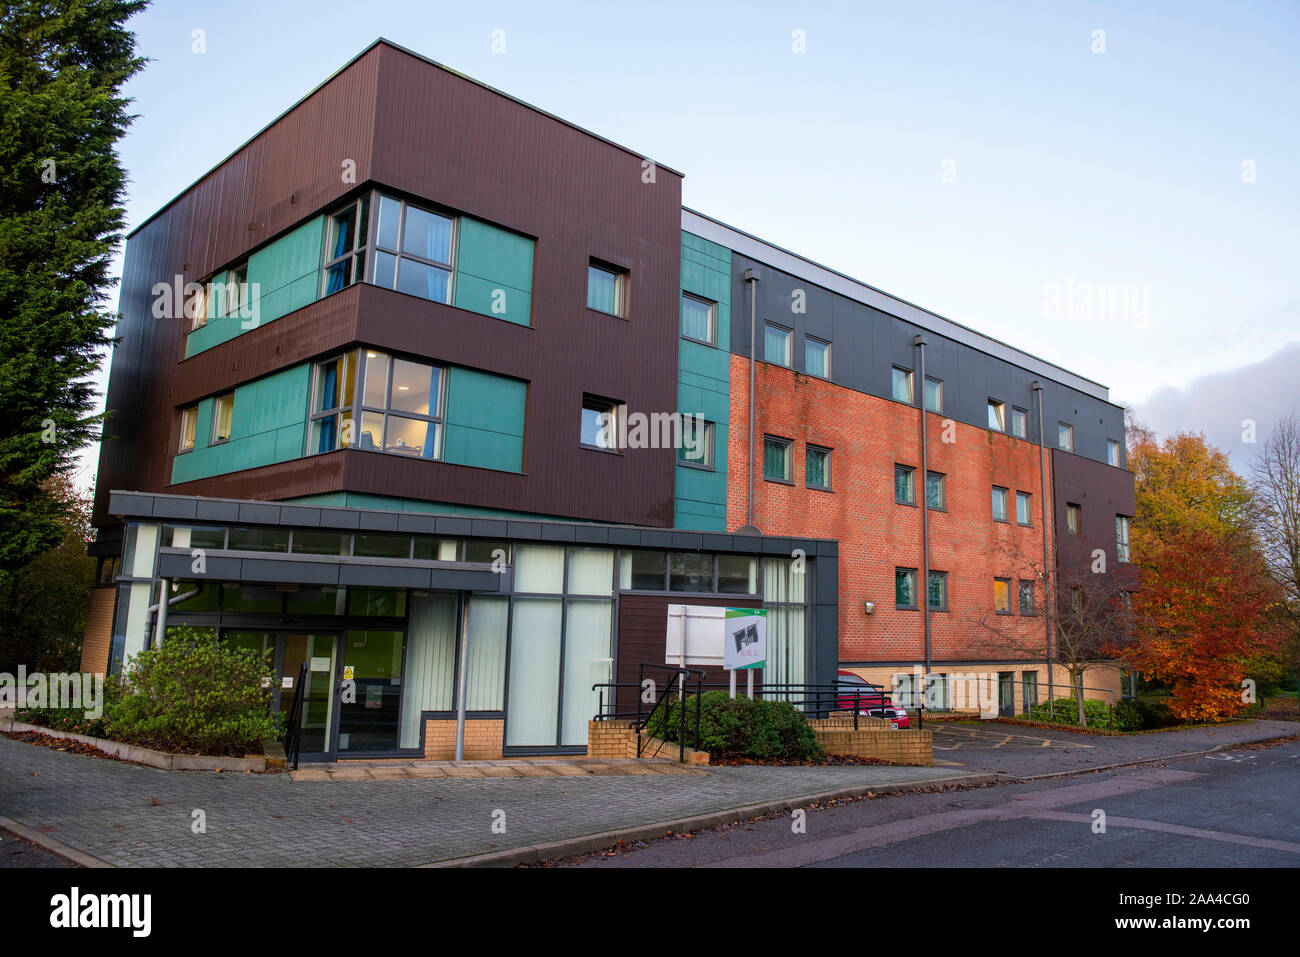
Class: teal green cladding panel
170,365,312,484
676,231,733,531
185,217,324,357
452,218,534,326
442,367,527,473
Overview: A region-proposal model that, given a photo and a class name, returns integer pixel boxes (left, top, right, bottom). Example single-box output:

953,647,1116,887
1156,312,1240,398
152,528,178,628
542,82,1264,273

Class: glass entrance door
336,629,405,754
282,633,339,757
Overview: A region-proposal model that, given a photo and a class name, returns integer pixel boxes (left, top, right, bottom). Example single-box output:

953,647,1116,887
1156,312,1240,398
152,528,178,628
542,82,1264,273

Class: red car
836,670,910,728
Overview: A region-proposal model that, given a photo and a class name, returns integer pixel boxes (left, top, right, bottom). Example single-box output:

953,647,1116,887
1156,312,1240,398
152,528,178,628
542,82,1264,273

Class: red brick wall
728,354,1055,665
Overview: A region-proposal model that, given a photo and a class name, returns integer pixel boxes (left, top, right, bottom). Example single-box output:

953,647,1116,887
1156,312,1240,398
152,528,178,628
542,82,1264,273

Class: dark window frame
806,444,833,491
895,464,918,506
762,434,794,484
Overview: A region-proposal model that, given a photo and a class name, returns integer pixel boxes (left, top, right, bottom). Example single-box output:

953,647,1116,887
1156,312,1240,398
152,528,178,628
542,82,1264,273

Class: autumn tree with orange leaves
1125,419,1284,721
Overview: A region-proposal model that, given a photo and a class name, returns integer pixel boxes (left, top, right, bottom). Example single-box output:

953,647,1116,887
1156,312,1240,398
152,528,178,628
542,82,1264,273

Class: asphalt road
563,738,1300,867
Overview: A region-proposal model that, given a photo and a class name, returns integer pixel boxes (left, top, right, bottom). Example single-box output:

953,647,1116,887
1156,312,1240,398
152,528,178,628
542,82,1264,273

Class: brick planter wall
423,717,505,759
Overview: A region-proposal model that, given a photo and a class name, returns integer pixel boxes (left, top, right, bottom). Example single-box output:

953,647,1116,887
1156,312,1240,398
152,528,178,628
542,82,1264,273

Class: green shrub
644,689,823,762
1028,696,1131,730
103,626,282,757
16,678,120,737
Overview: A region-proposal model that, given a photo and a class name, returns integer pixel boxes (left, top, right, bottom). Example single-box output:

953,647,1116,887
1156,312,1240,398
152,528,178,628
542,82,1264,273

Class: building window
587,262,626,316
1066,502,1081,534
308,353,356,454
892,366,913,403
806,445,832,490
764,324,792,367
211,392,234,445
218,262,249,318
763,435,792,482
993,578,1012,614
1010,407,1028,438
988,399,1006,432
190,281,209,330
1058,422,1074,452
928,571,948,611
357,350,445,458
677,418,714,470
179,406,197,453
805,337,831,378
681,293,715,344
323,196,370,295
1016,490,1032,526
896,568,918,609
1116,515,1131,562
1019,580,1036,615
895,465,917,505
924,376,943,412
372,195,455,305
1107,439,1121,467
992,485,1009,522
581,396,620,451
926,471,946,510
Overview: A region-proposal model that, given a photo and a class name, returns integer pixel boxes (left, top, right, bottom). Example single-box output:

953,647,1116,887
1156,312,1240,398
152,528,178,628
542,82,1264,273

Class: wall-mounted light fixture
863,600,876,615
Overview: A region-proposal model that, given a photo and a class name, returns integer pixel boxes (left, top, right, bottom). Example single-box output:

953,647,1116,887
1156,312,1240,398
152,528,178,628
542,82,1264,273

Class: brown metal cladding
1051,448,1139,589
95,41,683,529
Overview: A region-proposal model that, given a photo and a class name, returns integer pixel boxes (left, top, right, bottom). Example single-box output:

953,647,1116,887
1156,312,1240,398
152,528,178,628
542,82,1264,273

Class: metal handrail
282,662,308,771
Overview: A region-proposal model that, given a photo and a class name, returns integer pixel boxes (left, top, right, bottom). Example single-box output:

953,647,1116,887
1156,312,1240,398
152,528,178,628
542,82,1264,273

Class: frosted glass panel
561,600,613,745
567,548,613,596
401,592,458,748
763,558,805,603
506,599,562,746
466,596,508,711
515,544,565,594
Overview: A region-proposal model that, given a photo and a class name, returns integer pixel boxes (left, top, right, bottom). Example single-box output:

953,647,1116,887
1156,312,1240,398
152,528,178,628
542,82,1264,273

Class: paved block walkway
0,737,967,867
288,757,706,781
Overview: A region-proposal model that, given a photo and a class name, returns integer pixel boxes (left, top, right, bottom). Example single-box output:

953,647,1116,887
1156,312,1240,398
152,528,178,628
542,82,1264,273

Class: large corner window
358,350,445,458
324,196,370,295
372,195,454,304
308,353,355,454
308,349,446,459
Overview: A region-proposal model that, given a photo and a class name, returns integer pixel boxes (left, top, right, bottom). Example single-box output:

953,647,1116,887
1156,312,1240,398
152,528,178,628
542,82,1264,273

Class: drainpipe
152,579,170,650
454,592,472,761
1033,382,1055,716
914,336,931,682
743,269,759,532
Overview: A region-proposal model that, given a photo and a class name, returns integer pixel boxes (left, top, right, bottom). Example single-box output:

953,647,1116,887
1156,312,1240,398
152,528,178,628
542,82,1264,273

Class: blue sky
78,0,1299,486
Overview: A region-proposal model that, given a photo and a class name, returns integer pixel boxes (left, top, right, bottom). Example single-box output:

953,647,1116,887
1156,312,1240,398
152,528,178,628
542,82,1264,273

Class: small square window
994,578,1012,614
992,486,1009,522
1107,439,1121,467
677,418,714,470
211,393,234,445
764,324,792,367
928,571,948,611
1058,422,1074,452
892,367,914,403
1019,580,1036,615
1010,407,1028,438
805,337,831,378
1066,503,1081,535
924,377,943,412
581,396,620,450
587,262,626,316
806,446,832,490
988,399,1006,432
896,568,918,609
1116,515,1131,562
1016,491,1033,526
179,406,197,453
681,293,715,344
926,471,946,510
895,465,917,505
763,435,792,482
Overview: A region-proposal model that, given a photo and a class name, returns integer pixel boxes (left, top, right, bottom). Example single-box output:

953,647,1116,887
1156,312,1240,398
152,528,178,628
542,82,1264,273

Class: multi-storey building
81,39,1133,759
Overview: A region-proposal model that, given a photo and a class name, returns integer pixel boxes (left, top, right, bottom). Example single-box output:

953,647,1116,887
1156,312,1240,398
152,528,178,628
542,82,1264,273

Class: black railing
282,662,308,771
593,674,921,744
